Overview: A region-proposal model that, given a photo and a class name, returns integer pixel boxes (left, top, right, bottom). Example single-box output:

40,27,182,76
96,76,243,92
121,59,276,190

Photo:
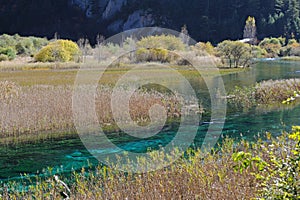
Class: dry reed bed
229,78,300,109
0,81,189,141
255,78,300,104
0,59,80,71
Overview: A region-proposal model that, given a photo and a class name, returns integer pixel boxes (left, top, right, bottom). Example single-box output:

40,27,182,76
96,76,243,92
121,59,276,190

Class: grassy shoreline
0,67,245,84
0,117,183,145
280,56,300,61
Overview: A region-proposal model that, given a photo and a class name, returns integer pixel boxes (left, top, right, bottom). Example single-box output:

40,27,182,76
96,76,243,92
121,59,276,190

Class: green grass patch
0,63,244,86
0,70,77,86
281,56,300,61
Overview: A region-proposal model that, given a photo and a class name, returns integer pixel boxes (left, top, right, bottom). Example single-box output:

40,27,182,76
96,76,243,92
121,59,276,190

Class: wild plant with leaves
232,128,300,199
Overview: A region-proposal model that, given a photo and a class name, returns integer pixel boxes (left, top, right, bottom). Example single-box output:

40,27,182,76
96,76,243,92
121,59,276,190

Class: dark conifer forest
0,0,300,43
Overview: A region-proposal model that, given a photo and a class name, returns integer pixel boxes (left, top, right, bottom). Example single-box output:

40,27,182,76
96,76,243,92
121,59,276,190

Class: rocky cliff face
0,0,168,42
1,0,261,43
102,0,127,20
70,0,159,33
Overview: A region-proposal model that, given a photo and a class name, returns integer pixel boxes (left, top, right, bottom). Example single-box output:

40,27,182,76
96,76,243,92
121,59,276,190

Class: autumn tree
217,40,253,68
35,40,80,62
179,25,190,45
77,37,91,63
95,34,105,63
243,16,257,44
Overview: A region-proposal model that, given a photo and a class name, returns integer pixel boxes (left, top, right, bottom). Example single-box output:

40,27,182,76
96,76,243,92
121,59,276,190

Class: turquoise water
1,60,300,182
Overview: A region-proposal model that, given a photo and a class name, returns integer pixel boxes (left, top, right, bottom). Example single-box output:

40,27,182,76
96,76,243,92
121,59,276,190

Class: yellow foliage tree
243,16,257,39
137,35,185,51
35,40,80,62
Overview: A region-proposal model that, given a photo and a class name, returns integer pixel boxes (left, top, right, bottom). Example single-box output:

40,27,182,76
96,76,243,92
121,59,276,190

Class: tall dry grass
0,83,73,138
74,142,256,200
229,78,300,109
255,78,300,104
0,81,198,143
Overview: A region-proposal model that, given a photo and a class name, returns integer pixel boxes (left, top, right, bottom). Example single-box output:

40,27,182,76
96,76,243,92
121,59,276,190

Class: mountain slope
0,0,300,43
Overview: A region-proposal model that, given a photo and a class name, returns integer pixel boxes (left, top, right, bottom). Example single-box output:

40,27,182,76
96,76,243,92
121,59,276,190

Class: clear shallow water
223,60,300,89
1,60,300,182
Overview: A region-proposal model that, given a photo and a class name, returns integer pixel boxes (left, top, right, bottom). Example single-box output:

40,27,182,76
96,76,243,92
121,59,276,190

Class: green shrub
15,42,27,55
17,37,48,56
259,37,284,57
137,35,186,51
136,48,170,63
290,46,300,56
252,45,267,58
193,42,216,55
228,85,256,110
269,37,280,45
35,40,80,62
15,38,35,55
0,34,49,57
0,47,16,60
30,37,48,50
232,128,300,199
135,35,185,64
277,36,286,46
259,37,282,46
0,34,17,48
217,40,253,68
35,45,68,62
122,37,136,51
0,54,8,62
261,43,281,57
258,38,269,47
279,39,300,56
288,39,299,46
105,43,121,54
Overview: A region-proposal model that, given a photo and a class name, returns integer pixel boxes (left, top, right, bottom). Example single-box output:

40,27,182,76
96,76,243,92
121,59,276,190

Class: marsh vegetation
1,31,300,199
2,130,300,199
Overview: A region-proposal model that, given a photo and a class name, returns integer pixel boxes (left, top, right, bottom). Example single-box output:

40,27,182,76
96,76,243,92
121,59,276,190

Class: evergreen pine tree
285,0,300,38
275,0,284,13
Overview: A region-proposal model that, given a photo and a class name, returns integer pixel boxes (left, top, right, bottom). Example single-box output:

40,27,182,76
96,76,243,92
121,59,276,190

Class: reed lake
1,60,300,184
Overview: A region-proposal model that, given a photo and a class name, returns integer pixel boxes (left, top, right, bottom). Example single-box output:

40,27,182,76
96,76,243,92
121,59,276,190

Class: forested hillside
0,0,299,43
170,0,300,42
